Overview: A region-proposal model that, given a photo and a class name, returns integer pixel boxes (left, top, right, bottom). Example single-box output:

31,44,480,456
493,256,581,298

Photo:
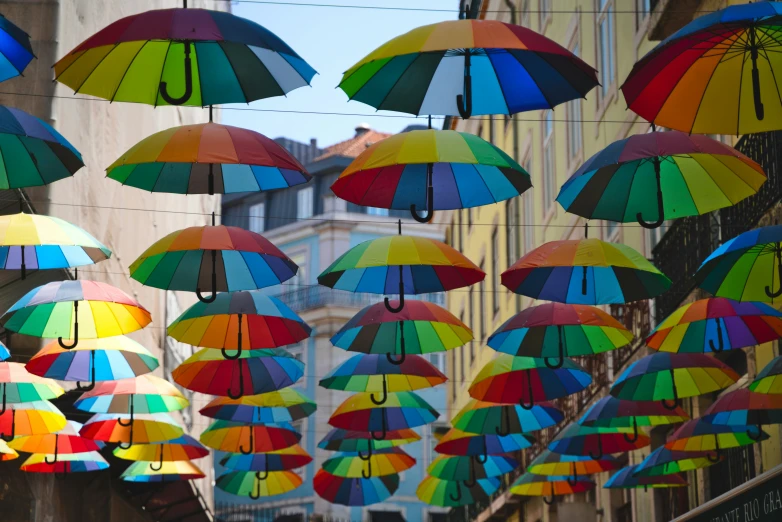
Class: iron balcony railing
274,286,445,313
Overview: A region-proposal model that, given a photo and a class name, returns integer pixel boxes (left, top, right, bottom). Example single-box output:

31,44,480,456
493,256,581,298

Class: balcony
275,285,445,313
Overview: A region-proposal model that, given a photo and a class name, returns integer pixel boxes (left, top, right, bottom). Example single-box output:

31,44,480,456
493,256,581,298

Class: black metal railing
275,286,445,312
214,503,308,522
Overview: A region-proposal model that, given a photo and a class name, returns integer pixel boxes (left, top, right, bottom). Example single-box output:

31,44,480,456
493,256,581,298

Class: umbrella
339,19,597,118
416,475,500,507
172,347,304,399
318,427,420,454
622,2,782,134
547,423,650,460
605,465,687,490
751,355,782,394
527,450,621,485
0,213,111,280
556,132,765,229
468,355,592,409
699,388,782,441
20,451,108,475
510,473,594,505
331,129,531,222
610,352,740,410
216,470,302,499
54,6,315,107
0,362,64,414
487,303,633,368
329,391,439,440
451,398,563,436
579,396,689,443
200,388,316,423
634,447,723,477
130,222,299,302
647,298,782,353
113,435,209,471
80,412,184,447
0,439,17,461
107,122,310,195
166,290,311,360
434,428,534,461
319,353,446,405
0,340,8,361
0,401,67,441
0,15,34,82
331,299,471,365
317,231,484,313
200,420,301,454
502,237,671,304
322,447,415,479
2,280,152,350
121,460,205,482
0,106,82,188
26,336,159,392
664,419,769,462
8,421,102,464
427,454,518,482
219,445,312,474
694,226,782,303
314,469,399,506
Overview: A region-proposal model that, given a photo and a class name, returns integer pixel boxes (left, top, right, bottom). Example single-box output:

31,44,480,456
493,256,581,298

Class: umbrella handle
196,250,218,304
240,426,254,455
622,417,639,444
45,434,59,464
386,322,406,365
747,423,764,442
749,27,765,121
707,435,721,463
519,370,535,410
255,459,269,480
463,458,477,488
581,266,588,296
227,359,244,400
117,396,134,427
661,369,680,411
0,383,6,415
371,414,387,441
361,457,372,479
76,349,96,392
457,51,472,119
159,41,193,106
358,443,372,461
20,244,25,280
637,157,664,229
222,313,243,360
449,480,463,503
543,496,555,506
567,462,579,486
475,438,488,464
708,317,725,353
494,406,510,437
249,478,261,500
208,163,215,196
0,409,14,442
58,302,79,350
149,446,164,471
55,461,70,480
384,267,405,313
370,374,388,405
410,164,434,223
765,249,782,298
587,434,603,460
544,326,565,369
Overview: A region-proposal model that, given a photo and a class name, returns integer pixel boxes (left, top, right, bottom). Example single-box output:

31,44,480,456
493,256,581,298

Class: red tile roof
313,129,392,161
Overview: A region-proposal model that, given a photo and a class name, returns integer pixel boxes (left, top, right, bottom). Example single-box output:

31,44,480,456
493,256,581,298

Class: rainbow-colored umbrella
468,355,592,409
0,16,34,82
610,352,739,410
331,129,530,222
510,473,594,505
318,427,420,454
323,447,415,479
527,450,621,484
622,2,782,134
315,469,399,506
502,238,670,304
108,122,310,195
21,451,108,474
751,355,782,394
556,132,765,229
200,388,316,424
329,392,439,440
0,439,18,461
220,445,312,473
664,419,769,462
113,435,209,471
2,280,151,350
605,465,687,490
434,428,534,459
217,470,302,498
121,460,205,482
8,421,102,464
331,300,472,362
579,396,689,442
487,303,632,368
547,423,650,460
80,412,184,447
648,298,782,353
200,421,301,454
130,224,299,302
417,475,500,507
428,454,518,481
451,398,563,436
54,8,315,107
634,447,723,477
0,401,67,441
700,388,782,440
0,362,64,412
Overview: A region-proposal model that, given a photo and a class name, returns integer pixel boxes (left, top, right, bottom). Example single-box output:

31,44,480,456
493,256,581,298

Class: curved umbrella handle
249,478,261,500
358,442,372,461
0,409,14,442
0,383,6,415
494,406,510,437
765,248,782,298
622,417,639,444
58,301,79,349
117,396,134,427
519,370,535,410
543,495,555,506
747,423,764,442
386,321,406,365
410,165,434,223
45,434,59,465
159,41,193,106
749,27,765,121
240,426,254,455
76,349,96,392
384,266,405,313
227,360,244,400
149,446,164,471
20,244,26,280
54,461,70,480
449,480,463,503
463,460,477,488
661,368,680,411
708,317,725,353
566,462,579,486
370,374,388,405
371,414,388,441
707,435,721,463
474,438,488,464
544,326,565,369
587,434,603,460
196,250,218,304
456,51,472,119
255,459,269,481
222,313,243,360
637,157,665,229
361,458,373,479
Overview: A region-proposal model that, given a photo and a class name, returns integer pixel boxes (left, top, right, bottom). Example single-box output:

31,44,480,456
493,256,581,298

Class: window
566,44,583,163
249,202,265,233
426,352,445,374
605,221,619,240
539,0,551,29
287,253,307,289
597,0,616,99
367,207,388,216
506,198,519,269
635,0,651,30
543,111,556,209
297,187,313,219
492,228,500,315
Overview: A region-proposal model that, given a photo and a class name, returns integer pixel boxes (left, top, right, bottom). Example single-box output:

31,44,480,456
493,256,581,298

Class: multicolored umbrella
509,473,594,505
113,435,209,471
2,280,152,349
622,2,782,134
751,355,782,394
0,439,18,461
319,353,446,405
468,354,592,409
434,428,534,460
166,290,311,360
502,238,671,304
130,223,299,302
315,469,399,506
339,19,597,118
610,352,740,410
0,362,64,413
527,450,621,484
331,129,530,222
200,388,316,424
331,299,472,364
428,454,518,481
579,396,689,442
0,340,8,361
648,298,782,353
700,388,782,441
416,475,500,506
217,470,302,499
487,303,632,368
664,419,769,462
451,398,563,436
54,7,315,107
20,451,108,474
556,132,765,229
0,106,83,188
200,420,301,454
80,412,184,448
605,465,687,490
318,427,420,454
8,421,102,464
318,233,484,313
0,400,67,441
323,447,415,479
220,444,312,474
0,16,34,82
547,423,650,460
107,122,310,195
121,460,205,482
329,391,439,440
633,447,723,477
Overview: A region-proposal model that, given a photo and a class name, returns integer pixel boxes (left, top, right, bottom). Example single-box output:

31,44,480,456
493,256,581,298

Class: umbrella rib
704,153,758,198
217,42,252,105
508,50,555,110
109,40,150,103
14,135,46,186
72,44,121,96
485,51,511,116
376,53,429,115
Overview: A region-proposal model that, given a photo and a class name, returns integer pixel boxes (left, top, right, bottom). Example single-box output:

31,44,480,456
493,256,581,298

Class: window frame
595,0,617,118
542,110,556,218
248,201,265,234
565,30,583,171
296,186,314,220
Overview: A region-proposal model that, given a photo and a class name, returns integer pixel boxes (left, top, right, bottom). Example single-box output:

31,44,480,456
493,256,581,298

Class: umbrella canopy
216,470,302,498
579,396,689,443
556,132,765,228
468,355,592,409
700,388,782,440
200,420,301,453
220,444,312,473
80,412,184,447
323,447,415,479
634,447,723,477
113,435,208,466
130,224,299,299
487,303,632,368
0,401,67,441
0,341,8,361
339,19,597,117
695,226,782,304
9,421,103,464
434,428,534,458
107,122,310,195
451,398,563,436
751,355,782,394
527,450,621,479
315,469,399,506
2,280,151,350
648,298,782,353
318,427,420,453
510,473,594,503
329,392,439,438
0,15,34,82
0,106,83,188
622,2,782,134
416,475,500,507
54,8,316,107
0,439,18,461
0,362,64,406
199,388,316,423
605,465,687,489
610,352,740,410
121,460,205,482
665,419,769,460
502,238,670,304
428,454,518,481
21,451,108,474
547,423,650,460
331,129,531,222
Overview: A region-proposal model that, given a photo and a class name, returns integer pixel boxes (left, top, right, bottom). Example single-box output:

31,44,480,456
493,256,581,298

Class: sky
222,0,456,148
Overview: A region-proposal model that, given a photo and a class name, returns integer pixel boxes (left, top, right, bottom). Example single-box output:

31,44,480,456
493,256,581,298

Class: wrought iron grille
707,445,756,501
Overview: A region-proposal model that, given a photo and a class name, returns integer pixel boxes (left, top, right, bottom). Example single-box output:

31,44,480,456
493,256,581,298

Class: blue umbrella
0,16,34,83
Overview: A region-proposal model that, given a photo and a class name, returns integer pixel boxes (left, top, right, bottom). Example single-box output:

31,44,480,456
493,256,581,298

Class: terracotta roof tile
313,129,392,161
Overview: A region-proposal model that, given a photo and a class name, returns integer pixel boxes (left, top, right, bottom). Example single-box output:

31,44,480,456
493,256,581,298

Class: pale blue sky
222,0,455,147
